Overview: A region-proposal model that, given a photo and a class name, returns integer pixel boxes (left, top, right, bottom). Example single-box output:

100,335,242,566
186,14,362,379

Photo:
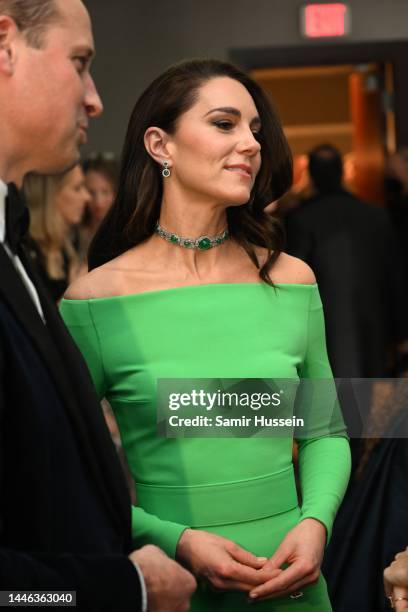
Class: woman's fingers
385,557,408,589
259,544,289,573
227,543,267,569
249,559,317,599
392,587,408,611
210,579,261,593
249,569,319,601
384,570,393,597
205,544,276,592
208,566,280,593
213,559,267,587
248,571,318,602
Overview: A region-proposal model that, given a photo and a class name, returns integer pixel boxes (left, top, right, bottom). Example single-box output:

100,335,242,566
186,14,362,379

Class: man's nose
85,74,103,118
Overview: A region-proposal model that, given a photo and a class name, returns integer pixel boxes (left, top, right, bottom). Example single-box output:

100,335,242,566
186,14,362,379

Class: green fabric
61,282,351,610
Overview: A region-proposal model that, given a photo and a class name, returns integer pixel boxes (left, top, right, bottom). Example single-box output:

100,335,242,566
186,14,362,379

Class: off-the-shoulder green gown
61,282,351,611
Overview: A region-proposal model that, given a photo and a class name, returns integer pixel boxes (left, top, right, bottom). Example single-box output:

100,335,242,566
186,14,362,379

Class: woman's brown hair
88,58,293,283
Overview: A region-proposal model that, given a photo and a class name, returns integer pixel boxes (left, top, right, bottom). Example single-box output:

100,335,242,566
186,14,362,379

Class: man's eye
73,57,87,73
212,120,234,131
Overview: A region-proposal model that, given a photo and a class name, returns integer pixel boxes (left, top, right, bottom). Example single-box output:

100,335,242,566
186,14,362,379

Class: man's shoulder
286,196,322,221
289,190,385,220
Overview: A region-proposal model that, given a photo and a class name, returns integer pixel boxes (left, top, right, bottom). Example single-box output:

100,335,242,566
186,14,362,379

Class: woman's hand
176,529,276,592
384,550,408,610
248,518,326,601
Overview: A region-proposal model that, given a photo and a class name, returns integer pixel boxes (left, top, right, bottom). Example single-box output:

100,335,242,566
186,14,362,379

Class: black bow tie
5,183,30,254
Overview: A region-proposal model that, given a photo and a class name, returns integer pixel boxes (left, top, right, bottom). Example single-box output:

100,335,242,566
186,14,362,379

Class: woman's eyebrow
204,106,241,117
204,107,261,126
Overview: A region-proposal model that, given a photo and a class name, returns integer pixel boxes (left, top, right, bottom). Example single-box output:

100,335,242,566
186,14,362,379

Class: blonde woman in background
24,165,90,302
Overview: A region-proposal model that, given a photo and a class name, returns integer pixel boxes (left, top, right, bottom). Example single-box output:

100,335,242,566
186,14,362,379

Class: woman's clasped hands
248,518,326,602
176,518,327,601
176,529,274,592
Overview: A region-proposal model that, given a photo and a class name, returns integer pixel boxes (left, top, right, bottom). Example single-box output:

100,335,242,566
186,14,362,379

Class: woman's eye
213,120,234,131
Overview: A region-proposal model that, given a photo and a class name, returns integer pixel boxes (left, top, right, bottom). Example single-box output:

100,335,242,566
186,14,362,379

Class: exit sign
300,3,351,38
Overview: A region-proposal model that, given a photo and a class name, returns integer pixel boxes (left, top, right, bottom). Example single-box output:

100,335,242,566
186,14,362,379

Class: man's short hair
0,0,61,48
308,143,343,194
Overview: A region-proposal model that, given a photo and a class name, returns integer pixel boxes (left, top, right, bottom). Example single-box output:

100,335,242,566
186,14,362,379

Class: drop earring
162,161,171,178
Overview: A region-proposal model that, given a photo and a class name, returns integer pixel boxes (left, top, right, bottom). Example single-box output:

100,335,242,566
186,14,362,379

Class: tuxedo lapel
0,245,131,543
0,246,49,355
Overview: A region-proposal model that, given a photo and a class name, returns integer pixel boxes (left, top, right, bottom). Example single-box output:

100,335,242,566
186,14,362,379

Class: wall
83,0,408,157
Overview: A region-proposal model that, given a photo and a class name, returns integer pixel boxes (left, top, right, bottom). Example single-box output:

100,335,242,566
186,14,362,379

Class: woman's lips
225,164,252,178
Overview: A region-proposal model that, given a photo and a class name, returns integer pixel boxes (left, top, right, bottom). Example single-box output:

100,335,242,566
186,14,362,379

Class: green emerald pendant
197,237,212,250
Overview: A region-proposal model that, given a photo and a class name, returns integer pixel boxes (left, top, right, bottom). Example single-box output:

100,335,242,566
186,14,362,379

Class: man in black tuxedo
0,1,196,610
286,143,408,380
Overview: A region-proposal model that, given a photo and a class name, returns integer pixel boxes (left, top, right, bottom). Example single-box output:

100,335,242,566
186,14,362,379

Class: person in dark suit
0,1,196,610
286,143,408,380
286,144,408,611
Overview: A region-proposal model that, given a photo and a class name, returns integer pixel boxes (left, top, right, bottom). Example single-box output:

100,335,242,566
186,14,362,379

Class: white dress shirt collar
0,179,8,243
0,177,45,322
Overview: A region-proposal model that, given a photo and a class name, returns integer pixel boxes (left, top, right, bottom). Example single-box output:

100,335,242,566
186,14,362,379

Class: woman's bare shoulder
272,252,316,285
64,266,120,301
64,249,146,300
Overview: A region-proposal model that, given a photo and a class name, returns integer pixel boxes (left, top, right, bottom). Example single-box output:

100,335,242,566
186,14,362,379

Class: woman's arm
249,280,351,601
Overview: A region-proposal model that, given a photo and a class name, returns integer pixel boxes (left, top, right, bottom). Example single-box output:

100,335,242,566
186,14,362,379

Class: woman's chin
221,191,252,207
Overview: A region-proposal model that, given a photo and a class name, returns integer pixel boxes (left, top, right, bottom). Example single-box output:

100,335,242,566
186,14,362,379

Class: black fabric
322,410,408,612
0,243,142,610
286,190,408,378
5,183,29,254
386,189,408,294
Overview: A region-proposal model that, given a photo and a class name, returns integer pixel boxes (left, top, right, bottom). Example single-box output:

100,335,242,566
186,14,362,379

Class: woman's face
166,76,262,206
55,165,90,226
85,170,116,222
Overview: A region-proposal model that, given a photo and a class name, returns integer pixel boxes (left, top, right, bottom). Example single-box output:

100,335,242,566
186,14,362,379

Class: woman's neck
159,195,228,238
152,194,231,280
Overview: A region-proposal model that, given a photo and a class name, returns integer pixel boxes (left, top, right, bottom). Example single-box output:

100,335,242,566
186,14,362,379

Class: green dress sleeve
60,299,188,558
296,286,351,542
60,300,108,399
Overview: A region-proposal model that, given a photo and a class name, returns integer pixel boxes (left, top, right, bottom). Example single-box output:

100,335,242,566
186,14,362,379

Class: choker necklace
155,222,229,250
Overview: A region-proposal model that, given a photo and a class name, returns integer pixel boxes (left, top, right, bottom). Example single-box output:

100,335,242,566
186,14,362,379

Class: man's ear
144,127,173,168
0,16,18,76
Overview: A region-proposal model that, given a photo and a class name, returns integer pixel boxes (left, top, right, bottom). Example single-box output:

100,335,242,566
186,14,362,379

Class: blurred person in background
24,165,89,302
385,148,408,288
289,144,408,612
79,154,118,264
323,376,408,611
286,143,408,380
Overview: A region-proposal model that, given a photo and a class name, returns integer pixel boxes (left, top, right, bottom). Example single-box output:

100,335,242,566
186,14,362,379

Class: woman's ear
144,127,172,168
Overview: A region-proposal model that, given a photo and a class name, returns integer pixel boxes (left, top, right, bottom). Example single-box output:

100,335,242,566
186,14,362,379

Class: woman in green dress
61,59,351,610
